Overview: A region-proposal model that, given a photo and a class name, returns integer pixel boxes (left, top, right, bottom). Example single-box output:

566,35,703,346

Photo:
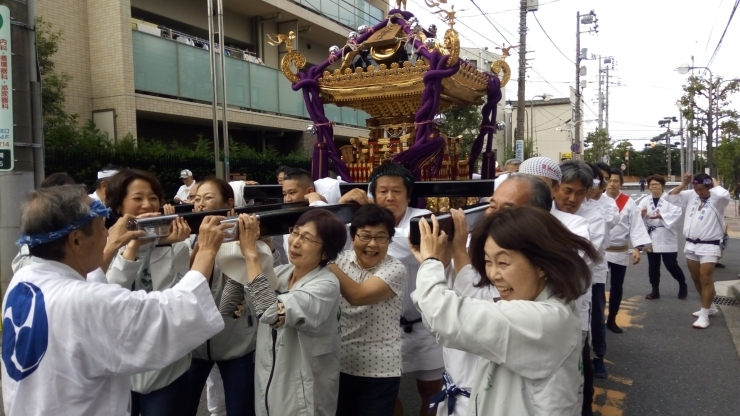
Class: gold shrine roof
317,60,489,118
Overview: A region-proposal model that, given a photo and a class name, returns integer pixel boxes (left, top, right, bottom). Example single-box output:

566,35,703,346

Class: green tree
36,17,77,136
678,75,740,175
584,128,612,163
440,105,483,158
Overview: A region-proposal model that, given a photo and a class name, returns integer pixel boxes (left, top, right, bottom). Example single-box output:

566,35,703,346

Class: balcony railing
132,30,370,129
293,0,384,29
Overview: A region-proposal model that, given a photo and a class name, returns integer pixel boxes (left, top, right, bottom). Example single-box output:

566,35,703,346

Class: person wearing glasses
236,209,347,416
326,204,407,416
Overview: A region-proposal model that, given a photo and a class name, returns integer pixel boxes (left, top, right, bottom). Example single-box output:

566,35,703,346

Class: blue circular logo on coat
2,282,48,381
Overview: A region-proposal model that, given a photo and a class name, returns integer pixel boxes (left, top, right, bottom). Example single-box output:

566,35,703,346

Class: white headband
592,179,601,188
97,170,118,179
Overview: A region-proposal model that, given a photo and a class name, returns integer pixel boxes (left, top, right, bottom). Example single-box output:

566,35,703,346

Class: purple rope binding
468,76,502,179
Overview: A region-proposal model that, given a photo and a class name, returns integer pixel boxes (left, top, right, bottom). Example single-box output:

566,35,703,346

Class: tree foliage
678,75,740,174
440,105,483,158
584,128,612,163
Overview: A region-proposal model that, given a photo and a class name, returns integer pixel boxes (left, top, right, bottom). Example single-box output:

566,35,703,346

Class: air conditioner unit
527,0,539,11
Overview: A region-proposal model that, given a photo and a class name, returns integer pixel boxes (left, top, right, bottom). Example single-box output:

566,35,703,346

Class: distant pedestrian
664,172,731,329
174,169,196,204
639,176,646,192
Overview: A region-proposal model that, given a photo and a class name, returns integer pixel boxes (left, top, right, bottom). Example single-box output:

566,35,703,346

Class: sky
400,0,740,148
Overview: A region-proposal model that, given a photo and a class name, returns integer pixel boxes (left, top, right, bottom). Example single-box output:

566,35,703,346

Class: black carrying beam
176,201,309,233
175,202,358,237
241,180,496,201
159,204,195,214
408,203,489,245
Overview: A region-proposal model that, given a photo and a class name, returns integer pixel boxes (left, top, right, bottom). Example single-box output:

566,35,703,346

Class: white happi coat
552,206,595,332
1,258,223,416
388,206,445,373
587,195,619,284
664,186,731,257
254,264,341,416
637,193,683,253
413,260,583,416
439,264,499,416
605,193,651,266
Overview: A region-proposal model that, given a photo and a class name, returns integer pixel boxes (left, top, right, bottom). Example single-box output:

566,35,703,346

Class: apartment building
508,97,580,162
38,0,387,153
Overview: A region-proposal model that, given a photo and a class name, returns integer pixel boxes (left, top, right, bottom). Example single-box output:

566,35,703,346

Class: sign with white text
515,140,523,161
0,6,13,171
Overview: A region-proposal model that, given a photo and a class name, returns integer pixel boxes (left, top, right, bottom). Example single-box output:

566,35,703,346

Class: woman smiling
327,204,407,416
412,206,598,415
238,209,347,416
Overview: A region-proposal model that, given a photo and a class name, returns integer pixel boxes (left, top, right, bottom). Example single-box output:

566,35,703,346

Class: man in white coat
2,185,227,415
604,168,651,334
638,174,688,300
552,161,608,415
664,172,730,329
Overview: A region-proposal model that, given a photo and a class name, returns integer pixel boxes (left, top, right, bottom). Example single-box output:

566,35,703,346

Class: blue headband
17,200,111,247
692,178,713,186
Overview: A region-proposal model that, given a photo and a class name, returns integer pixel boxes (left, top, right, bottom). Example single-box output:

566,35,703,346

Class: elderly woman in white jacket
411,206,598,415
238,209,348,416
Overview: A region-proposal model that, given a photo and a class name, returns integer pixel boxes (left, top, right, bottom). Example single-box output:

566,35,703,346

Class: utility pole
574,10,597,160
597,55,603,130
516,0,527,145
207,0,230,180
605,65,610,135
688,56,695,173
574,12,581,158
0,0,43,296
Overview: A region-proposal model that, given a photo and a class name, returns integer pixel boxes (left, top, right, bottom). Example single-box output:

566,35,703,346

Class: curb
732,282,740,304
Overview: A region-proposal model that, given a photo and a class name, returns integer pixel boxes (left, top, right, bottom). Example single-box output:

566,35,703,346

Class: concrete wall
510,100,573,162
37,0,93,122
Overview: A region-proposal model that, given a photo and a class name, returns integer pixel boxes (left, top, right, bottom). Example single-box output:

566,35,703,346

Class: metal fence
45,148,310,200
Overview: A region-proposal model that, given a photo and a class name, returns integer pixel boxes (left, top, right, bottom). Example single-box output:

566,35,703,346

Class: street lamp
529,93,551,141
676,63,714,176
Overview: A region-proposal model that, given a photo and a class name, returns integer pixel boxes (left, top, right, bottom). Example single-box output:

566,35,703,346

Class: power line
702,0,725,64
458,0,562,17
532,13,575,64
469,0,513,45
406,0,506,49
706,0,740,67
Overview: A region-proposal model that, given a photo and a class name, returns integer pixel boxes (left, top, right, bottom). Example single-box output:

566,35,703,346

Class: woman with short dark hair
328,204,407,416
638,174,687,300
104,169,193,416
237,209,347,416
412,206,598,415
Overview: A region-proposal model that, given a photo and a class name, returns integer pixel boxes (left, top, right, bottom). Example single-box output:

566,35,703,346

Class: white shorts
401,322,444,374
685,251,718,264
405,367,445,381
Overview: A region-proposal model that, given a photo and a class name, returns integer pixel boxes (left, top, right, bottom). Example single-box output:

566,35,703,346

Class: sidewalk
725,199,740,237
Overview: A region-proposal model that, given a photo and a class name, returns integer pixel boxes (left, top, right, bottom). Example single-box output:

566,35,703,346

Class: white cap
97,169,118,179
519,157,562,182
180,169,193,179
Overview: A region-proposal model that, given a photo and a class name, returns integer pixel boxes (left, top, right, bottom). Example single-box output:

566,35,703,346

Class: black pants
336,372,401,416
640,184,645,192
130,369,190,416
181,353,256,416
591,283,606,359
582,338,594,416
647,252,686,288
607,262,627,323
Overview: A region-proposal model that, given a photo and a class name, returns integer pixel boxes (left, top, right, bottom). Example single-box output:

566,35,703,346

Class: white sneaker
692,314,710,329
692,304,719,317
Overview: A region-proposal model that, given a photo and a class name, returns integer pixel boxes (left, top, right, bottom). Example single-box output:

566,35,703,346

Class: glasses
355,234,391,244
289,227,322,245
